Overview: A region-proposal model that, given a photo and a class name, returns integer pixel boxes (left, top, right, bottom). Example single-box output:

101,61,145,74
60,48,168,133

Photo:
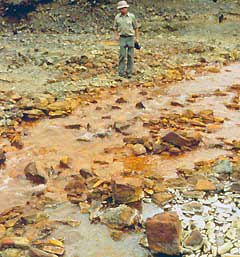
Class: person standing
114,1,139,78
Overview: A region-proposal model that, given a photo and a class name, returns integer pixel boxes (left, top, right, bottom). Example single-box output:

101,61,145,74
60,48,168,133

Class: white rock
192,215,206,230
226,228,238,240
222,255,240,257
212,246,218,257
218,242,234,255
203,240,211,253
230,248,239,255
222,223,231,233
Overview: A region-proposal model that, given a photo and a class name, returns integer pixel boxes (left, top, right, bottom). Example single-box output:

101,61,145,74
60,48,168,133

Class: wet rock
0,237,30,249
89,200,102,221
112,176,143,204
47,101,72,113
123,137,144,145
29,247,58,257
132,144,147,156
195,179,216,191
64,124,82,130
0,149,6,165
146,212,181,255
77,132,94,142
79,202,90,214
206,66,220,73
115,97,127,104
152,192,174,206
23,109,45,120
139,236,149,249
110,229,125,241
171,100,185,107
100,205,139,229
59,156,71,168
24,161,48,184
114,122,130,133
162,131,191,147
79,168,93,179
183,229,203,250
65,177,87,203
135,102,145,109
42,245,65,256
186,132,202,146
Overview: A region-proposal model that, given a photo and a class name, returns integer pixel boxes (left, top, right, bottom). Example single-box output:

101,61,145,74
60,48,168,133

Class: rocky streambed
0,62,239,257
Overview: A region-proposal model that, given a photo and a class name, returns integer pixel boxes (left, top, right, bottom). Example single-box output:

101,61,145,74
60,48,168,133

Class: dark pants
119,36,134,76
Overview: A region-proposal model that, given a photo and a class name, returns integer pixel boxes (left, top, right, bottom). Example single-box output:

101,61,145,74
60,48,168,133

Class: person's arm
114,16,119,41
132,14,139,42
135,27,139,42
114,30,119,41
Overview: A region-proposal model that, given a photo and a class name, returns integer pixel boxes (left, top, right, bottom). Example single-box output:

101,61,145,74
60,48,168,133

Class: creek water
0,63,239,256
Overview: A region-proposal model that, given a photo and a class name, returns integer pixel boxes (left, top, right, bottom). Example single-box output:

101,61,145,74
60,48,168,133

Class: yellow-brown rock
146,212,182,255
112,176,143,204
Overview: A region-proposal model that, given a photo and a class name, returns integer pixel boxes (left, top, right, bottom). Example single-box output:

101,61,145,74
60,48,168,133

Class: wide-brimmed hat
117,1,129,9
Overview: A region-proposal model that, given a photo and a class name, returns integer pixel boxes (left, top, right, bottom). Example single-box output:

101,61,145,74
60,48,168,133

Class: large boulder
146,212,182,255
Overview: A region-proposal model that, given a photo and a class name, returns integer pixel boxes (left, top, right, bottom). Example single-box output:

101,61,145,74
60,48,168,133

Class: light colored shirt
114,12,138,36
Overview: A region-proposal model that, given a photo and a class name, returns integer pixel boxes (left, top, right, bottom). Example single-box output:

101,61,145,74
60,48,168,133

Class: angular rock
132,144,147,156
112,176,143,204
195,179,216,191
152,192,174,206
135,102,145,109
0,237,30,249
59,156,71,168
24,161,48,184
100,204,139,229
162,131,191,147
146,212,181,255
29,247,58,257
186,132,202,146
79,168,93,179
47,101,71,113
213,159,233,174
23,109,45,120
218,242,234,255
64,177,87,203
42,245,64,256
110,229,125,241
184,229,203,250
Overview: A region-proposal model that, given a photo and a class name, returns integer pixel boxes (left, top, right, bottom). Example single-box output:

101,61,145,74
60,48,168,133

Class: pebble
218,242,234,255
230,248,239,255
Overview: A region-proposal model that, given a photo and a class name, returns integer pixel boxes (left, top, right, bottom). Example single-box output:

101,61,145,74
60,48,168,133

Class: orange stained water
0,63,240,256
